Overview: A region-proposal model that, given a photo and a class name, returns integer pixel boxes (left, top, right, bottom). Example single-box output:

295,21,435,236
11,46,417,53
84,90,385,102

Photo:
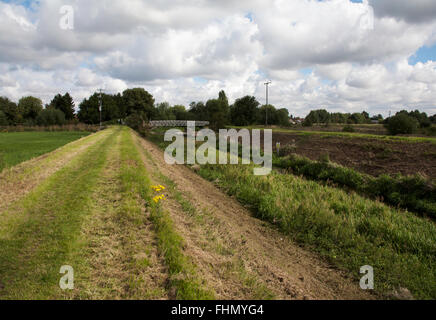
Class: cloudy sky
0,0,435,117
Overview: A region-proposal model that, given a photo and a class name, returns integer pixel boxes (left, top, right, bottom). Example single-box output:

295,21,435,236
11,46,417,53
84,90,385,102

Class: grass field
0,131,91,172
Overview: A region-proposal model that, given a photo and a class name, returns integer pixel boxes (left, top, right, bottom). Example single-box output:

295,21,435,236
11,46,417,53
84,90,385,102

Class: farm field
0,126,373,300
0,131,91,172
263,130,436,179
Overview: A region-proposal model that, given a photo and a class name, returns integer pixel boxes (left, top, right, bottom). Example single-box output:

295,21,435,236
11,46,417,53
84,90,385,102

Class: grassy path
65,128,169,299
0,127,213,299
0,127,118,299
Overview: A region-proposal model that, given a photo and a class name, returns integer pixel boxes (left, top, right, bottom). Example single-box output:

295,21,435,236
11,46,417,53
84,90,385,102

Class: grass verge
273,154,436,219
197,163,436,299
120,128,214,300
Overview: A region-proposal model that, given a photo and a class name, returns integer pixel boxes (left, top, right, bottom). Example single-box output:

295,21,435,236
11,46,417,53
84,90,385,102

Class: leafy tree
230,96,260,126
122,88,156,120
385,114,419,135
304,109,330,124
77,94,100,124
276,108,290,126
36,109,66,126
0,110,8,126
156,102,176,120
397,110,431,128
171,105,191,120
189,102,208,121
258,104,279,125
113,93,126,119
49,93,75,120
18,96,43,120
330,112,350,124
206,97,229,131
77,93,120,124
0,97,21,125
218,90,229,108
125,111,149,136
349,113,366,124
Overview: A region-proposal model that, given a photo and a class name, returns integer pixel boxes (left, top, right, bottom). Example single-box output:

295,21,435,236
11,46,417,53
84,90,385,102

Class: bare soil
272,132,436,179
135,134,373,300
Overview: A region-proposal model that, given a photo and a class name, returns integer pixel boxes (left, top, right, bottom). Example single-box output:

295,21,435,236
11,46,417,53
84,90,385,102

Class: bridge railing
149,120,210,128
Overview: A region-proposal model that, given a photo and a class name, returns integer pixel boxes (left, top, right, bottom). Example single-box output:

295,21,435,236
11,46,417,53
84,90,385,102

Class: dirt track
135,134,373,300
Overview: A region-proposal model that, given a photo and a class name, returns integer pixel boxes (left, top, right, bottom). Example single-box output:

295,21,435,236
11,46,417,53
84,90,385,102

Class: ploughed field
0,126,435,300
270,131,436,179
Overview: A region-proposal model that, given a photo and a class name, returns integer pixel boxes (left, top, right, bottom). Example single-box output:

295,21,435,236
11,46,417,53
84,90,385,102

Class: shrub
385,114,419,135
125,111,150,136
36,109,66,126
342,125,355,133
302,118,313,127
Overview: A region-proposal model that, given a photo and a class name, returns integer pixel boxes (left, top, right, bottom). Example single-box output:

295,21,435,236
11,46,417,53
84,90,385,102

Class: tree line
1,88,434,135
302,109,383,126
0,88,291,131
301,108,436,135
0,94,75,126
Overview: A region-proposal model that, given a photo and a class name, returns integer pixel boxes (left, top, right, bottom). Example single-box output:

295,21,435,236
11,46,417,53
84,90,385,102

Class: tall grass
197,163,436,299
274,154,436,219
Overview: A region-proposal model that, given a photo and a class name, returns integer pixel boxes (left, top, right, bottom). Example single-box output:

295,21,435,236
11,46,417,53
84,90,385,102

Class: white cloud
0,0,435,117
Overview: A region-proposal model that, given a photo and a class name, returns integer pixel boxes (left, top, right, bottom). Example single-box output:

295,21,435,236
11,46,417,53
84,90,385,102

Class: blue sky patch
409,44,436,65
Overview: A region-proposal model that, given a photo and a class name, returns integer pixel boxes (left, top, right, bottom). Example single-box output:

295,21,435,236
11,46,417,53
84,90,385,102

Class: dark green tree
385,114,419,135
206,97,229,131
276,108,290,126
49,93,75,120
189,102,208,121
36,109,66,126
77,94,100,124
0,110,8,126
77,93,120,124
304,109,330,125
0,97,21,125
171,105,191,120
18,96,43,120
156,102,175,120
258,104,278,125
230,96,260,126
122,88,156,119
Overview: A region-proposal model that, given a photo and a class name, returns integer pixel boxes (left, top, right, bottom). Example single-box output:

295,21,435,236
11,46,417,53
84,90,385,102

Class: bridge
149,120,210,128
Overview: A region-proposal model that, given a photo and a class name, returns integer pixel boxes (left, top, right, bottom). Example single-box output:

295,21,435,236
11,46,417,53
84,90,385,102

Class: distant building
290,117,304,124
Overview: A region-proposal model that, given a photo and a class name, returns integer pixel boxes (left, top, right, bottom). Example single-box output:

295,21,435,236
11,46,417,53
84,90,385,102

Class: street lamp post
98,89,103,130
264,80,272,126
